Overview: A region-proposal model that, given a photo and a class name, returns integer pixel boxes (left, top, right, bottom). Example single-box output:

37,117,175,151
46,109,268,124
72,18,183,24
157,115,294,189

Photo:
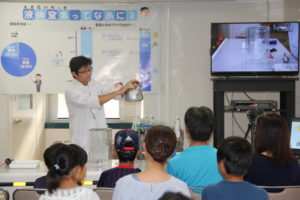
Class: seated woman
112,125,191,200
244,112,300,190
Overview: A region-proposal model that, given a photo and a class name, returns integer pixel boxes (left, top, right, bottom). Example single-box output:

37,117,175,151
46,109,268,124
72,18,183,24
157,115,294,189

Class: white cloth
39,187,100,200
112,174,191,200
65,79,113,153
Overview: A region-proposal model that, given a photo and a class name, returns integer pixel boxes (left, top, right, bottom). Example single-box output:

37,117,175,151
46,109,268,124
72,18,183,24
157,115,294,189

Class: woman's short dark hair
46,143,87,193
69,56,92,74
184,106,214,141
217,136,252,176
255,112,295,165
144,125,176,163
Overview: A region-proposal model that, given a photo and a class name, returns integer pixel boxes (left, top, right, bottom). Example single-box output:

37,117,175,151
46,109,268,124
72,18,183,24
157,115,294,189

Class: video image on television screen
211,22,299,74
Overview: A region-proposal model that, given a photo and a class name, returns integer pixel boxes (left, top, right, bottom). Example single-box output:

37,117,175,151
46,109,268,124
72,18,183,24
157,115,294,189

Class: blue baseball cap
115,129,139,152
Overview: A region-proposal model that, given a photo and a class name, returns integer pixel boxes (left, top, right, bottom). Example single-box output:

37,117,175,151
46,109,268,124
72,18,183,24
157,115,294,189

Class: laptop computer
290,118,300,157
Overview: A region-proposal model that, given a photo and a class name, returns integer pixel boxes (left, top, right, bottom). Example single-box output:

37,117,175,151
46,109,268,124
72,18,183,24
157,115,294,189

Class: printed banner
0,3,161,93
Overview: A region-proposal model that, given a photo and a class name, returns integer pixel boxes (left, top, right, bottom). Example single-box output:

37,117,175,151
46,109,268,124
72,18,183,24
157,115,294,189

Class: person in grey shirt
112,125,191,200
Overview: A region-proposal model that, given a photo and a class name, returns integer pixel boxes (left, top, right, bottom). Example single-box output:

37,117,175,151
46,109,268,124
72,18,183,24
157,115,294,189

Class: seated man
202,136,268,200
166,106,223,194
97,129,140,188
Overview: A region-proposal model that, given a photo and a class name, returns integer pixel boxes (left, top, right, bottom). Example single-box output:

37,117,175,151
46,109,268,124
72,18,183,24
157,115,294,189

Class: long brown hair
255,112,295,165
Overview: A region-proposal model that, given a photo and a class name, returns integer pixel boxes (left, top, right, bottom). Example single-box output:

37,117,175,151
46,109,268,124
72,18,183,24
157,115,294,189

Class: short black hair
69,56,92,74
184,106,214,141
159,192,191,200
217,136,252,176
117,149,138,162
140,7,149,12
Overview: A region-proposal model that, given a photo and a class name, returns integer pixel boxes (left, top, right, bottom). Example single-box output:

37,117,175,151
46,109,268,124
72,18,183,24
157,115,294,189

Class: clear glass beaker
246,26,270,59
88,128,112,167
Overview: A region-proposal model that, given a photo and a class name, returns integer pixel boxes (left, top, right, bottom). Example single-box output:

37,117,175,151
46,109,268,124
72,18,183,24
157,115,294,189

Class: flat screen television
211,22,299,76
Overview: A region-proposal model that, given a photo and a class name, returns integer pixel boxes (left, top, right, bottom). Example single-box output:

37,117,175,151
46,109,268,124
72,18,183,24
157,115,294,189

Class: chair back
189,187,202,200
0,188,9,200
13,188,46,200
94,187,114,200
264,186,300,200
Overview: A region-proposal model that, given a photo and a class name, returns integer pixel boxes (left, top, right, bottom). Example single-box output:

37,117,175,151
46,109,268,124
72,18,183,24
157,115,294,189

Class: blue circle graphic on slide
1,42,36,77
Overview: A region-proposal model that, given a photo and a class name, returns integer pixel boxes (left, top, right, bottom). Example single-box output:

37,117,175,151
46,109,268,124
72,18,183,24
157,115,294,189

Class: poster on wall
0,2,161,93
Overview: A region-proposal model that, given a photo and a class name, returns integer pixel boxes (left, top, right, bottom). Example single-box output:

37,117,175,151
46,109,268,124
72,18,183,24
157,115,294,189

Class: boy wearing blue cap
97,129,140,188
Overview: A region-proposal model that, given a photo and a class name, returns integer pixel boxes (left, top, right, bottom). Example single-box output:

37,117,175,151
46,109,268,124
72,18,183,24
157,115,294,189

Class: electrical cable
224,92,246,135
243,92,255,101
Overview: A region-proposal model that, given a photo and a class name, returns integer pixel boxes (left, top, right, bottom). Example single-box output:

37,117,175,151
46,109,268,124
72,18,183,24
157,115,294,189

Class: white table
212,38,298,72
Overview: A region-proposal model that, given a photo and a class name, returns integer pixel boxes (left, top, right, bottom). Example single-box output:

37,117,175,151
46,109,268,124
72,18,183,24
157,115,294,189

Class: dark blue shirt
202,180,268,200
34,176,47,189
33,176,47,194
97,166,140,188
245,154,300,188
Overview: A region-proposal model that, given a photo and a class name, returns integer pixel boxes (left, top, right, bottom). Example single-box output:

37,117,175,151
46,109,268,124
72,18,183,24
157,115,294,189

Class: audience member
39,143,99,200
166,106,223,194
113,125,191,200
245,112,300,189
97,129,141,187
159,191,191,200
202,136,268,200
34,143,65,189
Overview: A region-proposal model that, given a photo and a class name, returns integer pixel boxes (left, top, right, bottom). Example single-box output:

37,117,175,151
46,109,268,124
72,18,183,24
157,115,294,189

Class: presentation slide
0,2,161,93
291,120,300,149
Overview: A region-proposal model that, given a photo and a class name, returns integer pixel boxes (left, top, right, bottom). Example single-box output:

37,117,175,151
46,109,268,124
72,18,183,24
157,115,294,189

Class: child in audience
39,143,100,200
34,143,65,189
113,125,191,200
97,129,141,187
245,112,300,189
202,136,268,200
166,107,223,194
159,191,191,200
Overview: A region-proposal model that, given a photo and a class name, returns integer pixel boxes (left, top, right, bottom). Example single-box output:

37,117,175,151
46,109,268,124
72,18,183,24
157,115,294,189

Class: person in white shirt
39,143,100,200
65,56,137,153
112,125,191,200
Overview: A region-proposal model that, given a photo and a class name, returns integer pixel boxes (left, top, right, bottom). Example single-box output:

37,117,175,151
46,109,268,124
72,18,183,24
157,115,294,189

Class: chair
0,188,9,200
262,186,300,200
13,188,46,200
189,187,203,200
94,187,114,200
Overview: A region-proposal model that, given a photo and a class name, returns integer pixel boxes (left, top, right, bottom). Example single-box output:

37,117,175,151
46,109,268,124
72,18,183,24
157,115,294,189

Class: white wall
0,95,11,160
